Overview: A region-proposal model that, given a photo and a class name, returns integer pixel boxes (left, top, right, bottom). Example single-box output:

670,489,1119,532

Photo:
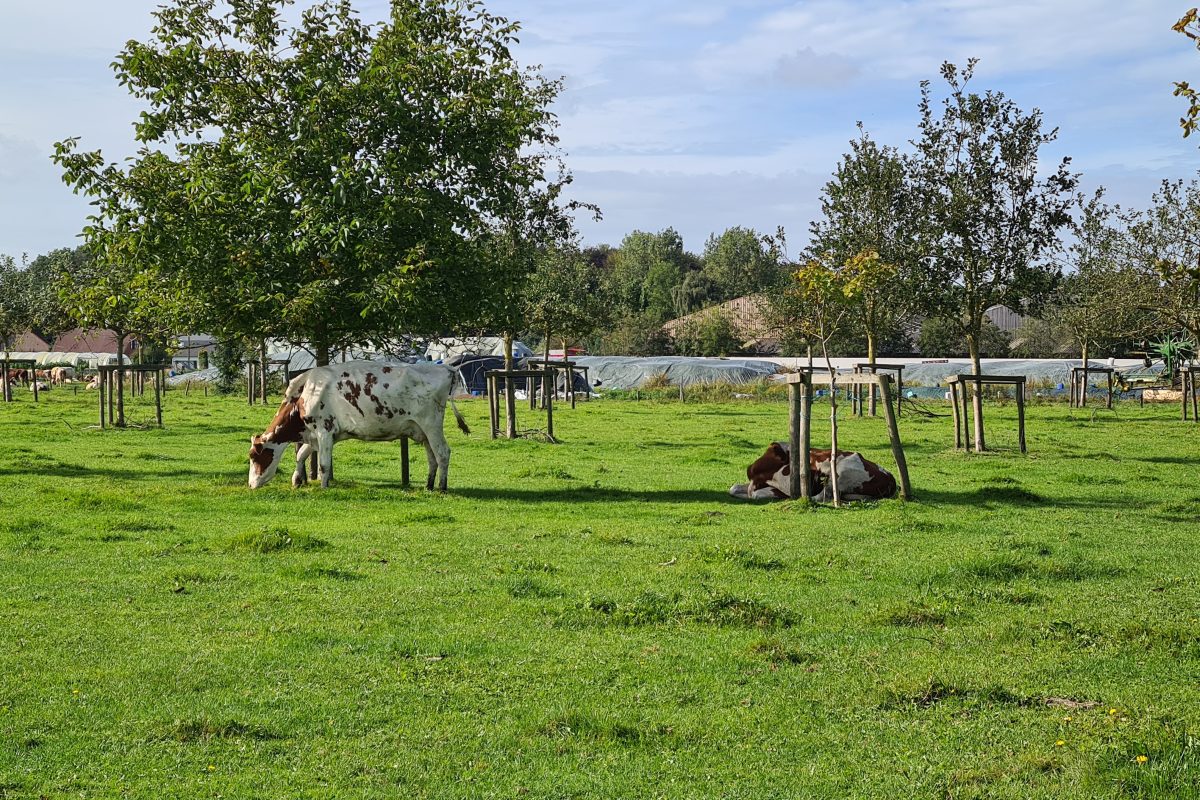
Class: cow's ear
771,442,787,458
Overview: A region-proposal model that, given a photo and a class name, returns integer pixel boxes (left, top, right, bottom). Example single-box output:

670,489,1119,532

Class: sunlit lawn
1,387,1198,798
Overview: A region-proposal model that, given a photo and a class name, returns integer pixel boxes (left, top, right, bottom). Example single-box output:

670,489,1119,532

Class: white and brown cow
248,361,469,491
729,442,897,502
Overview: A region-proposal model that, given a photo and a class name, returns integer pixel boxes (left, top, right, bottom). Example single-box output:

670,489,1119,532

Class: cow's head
248,435,290,489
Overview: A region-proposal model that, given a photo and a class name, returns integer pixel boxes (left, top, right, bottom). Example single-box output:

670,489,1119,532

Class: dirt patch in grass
539,712,675,746
874,600,950,628
227,526,327,553
287,565,364,581
570,590,798,629
748,638,818,666
880,677,1032,710
164,718,279,742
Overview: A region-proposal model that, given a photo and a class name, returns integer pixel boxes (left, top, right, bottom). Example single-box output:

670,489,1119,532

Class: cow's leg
292,443,312,487
424,426,452,492
316,434,334,488
420,437,438,491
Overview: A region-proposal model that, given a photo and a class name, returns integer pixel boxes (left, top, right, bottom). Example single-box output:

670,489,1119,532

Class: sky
1,0,1198,259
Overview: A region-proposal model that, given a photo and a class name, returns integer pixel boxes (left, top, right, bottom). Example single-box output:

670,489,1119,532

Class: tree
55,0,567,367
57,234,184,426
609,229,695,323
524,245,614,363
702,227,778,302
917,315,1011,357
808,128,918,394
781,255,865,507
673,309,741,357
1052,192,1159,403
0,255,28,356
910,61,1077,451
1174,8,1200,136
1124,176,1200,350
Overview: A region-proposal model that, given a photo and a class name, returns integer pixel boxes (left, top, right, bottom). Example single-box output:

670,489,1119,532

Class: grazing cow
50,366,75,385
249,361,469,491
729,442,897,502
6,369,30,384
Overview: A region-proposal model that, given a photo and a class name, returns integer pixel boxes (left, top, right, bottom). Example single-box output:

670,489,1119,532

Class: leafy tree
1124,176,1200,349
917,316,1011,357
524,244,614,362
1174,9,1200,136
1052,192,1160,402
910,61,1076,450
57,235,185,426
702,227,778,302
599,312,674,356
610,229,695,323
673,309,741,357
783,256,862,506
0,255,28,355
808,129,918,384
671,271,718,318
55,0,567,367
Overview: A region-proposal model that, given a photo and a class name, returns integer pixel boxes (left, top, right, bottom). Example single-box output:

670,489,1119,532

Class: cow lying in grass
729,442,897,502
249,361,469,491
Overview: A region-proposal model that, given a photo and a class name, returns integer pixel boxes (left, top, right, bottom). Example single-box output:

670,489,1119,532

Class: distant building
5,331,50,352
984,305,1026,332
53,328,138,358
663,294,776,353
171,334,216,371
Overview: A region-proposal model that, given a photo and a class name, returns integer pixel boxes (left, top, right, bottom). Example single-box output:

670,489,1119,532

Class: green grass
1,388,1199,798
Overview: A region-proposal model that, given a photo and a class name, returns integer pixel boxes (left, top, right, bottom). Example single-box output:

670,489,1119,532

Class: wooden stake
1016,381,1027,454
401,437,410,487
950,381,961,450
878,376,912,501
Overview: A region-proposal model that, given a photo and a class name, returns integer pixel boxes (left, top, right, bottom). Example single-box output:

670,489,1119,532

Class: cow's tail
445,367,471,435
448,396,470,435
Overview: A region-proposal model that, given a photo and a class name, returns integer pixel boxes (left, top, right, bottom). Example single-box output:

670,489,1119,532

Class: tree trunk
827,360,840,508
115,331,127,428
967,331,985,452
504,333,517,439
260,340,268,405
1079,341,1089,408
543,328,552,408
867,331,877,416
311,339,330,481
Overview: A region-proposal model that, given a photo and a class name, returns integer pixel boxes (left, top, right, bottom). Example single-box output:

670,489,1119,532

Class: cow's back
301,361,452,441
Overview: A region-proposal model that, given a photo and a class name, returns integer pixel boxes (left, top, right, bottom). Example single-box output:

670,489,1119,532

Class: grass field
1,387,1199,799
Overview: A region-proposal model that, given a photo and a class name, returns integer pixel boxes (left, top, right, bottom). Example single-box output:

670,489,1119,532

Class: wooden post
679,384,685,403
99,369,106,429
246,363,254,405
787,378,812,503
1016,379,1027,454
1106,371,1114,410
154,369,163,428
488,374,499,439
1192,368,1199,422
1183,367,1188,422
1,360,8,403
878,376,912,501
545,372,555,442
107,368,115,426
31,371,38,402
400,437,410,487
949,380,961,450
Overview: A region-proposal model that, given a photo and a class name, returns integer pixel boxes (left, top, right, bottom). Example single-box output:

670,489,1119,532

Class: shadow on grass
0,462,209,481
916,487,1137,511
447,486,746,504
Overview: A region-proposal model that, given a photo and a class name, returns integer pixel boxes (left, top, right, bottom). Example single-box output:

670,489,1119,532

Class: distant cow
6,369,29,384
50,366,75,385
729,442,897,502
249,361,469,491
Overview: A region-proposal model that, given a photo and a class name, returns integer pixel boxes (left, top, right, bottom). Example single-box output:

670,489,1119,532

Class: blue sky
1,0,1197,259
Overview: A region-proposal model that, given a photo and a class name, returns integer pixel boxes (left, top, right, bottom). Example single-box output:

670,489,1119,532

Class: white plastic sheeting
0,351,121,367
425,337,532,362
574,356,781,390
